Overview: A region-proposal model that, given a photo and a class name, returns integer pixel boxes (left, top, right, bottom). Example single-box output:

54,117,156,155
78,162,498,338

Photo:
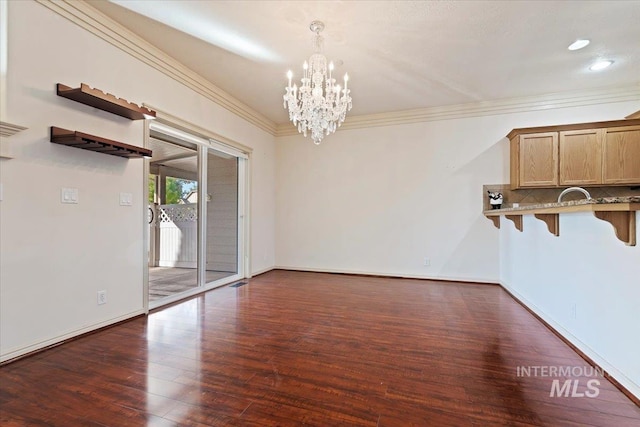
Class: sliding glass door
147,122,246,308
147,136,199,301
204,148,239,282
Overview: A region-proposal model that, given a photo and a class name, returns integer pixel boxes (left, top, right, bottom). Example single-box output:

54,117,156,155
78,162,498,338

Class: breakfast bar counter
484,196,640,245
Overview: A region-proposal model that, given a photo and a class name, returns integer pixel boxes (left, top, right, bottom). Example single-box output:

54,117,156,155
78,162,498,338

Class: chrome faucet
557,187,592,203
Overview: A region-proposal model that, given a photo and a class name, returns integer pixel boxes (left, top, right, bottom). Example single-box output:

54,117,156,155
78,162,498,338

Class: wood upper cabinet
508,118,640,189
602,125,640,184
559,129,603,186
510,132,558,189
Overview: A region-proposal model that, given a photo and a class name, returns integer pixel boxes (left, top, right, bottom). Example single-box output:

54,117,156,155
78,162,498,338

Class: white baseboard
274,265,498,284
249,266,275,277
500,280,640,401
0,309,146,364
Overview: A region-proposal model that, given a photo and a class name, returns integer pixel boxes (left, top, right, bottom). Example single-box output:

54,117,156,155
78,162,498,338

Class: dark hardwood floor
1,270,638,426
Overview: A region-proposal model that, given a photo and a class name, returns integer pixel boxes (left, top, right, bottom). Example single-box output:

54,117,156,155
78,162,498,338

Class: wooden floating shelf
485,203,639,246
50,126,152,159
57,83,156,120
0,121,27,138
1,121,28,159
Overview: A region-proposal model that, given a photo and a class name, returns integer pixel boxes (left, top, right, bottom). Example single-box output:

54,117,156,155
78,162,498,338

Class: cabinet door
559,129,603,185
517,132,558,188
602,125,640,185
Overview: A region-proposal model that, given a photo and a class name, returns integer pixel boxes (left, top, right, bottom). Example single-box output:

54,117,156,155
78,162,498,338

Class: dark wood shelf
57,83,156,120
50,126,152,159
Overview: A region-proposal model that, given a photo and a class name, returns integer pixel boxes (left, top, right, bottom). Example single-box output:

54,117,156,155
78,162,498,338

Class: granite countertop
485,196,640,214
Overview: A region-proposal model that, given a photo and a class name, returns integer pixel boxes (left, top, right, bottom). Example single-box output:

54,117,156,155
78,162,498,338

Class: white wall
0,1,276,362
0,0,7,121
276,116,509,282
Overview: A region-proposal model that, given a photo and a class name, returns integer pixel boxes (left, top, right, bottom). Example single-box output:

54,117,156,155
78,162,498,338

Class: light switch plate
119,192,133,206
61,187,79,204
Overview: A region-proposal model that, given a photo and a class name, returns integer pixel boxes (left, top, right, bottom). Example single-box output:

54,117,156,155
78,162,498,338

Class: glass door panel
147,135,199,302
204,148,238,284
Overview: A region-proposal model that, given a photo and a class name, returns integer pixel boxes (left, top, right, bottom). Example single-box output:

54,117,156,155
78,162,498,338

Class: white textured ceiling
89,0,640,125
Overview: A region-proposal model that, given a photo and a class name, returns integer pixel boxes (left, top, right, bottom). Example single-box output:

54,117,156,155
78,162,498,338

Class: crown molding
275,84,640,137
35,2,639,139
35,0,277,135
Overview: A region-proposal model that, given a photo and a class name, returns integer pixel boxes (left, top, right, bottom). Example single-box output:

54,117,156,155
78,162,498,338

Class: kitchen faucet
557,187,592,203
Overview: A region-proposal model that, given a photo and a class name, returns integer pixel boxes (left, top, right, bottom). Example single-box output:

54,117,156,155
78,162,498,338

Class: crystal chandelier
283,20,352,145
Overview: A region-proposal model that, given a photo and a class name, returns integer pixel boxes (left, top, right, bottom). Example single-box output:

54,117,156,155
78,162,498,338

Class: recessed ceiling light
568,39,590,50
589,60,614,71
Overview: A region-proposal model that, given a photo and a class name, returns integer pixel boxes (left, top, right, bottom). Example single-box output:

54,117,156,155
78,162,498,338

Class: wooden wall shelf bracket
57,83,156,120
593,211,636,246
485,215,500,229
484,203,638,245
505,215,523,232
50,126,152,159
534,214,560,236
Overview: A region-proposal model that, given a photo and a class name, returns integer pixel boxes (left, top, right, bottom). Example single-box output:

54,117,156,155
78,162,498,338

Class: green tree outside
165,177,186,204
148,175,194,204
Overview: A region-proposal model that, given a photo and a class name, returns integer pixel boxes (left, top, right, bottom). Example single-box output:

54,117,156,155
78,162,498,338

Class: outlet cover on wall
97,290,107,305
61,187,79,204
423,257,431,266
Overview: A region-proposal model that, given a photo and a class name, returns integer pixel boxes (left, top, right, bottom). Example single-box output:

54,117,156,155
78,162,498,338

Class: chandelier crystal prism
283,20,352,145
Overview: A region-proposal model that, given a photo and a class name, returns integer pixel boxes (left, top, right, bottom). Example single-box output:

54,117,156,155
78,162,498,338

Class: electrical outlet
97,290,107,305
423,257,431,266
570,303,577,319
